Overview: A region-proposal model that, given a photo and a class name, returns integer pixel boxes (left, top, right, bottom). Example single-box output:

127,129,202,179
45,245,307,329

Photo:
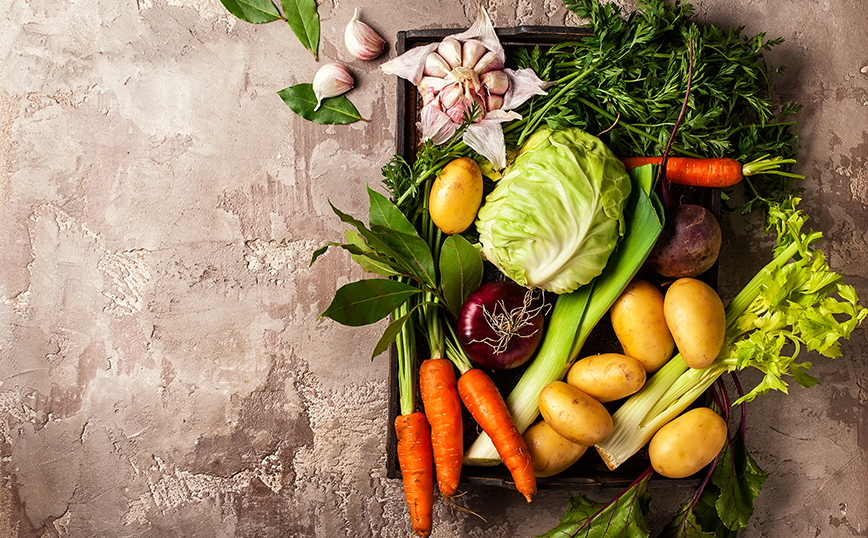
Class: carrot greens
508,0,802,213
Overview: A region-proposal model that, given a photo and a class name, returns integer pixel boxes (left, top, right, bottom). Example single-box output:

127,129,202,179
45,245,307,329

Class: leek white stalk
464,164,665,465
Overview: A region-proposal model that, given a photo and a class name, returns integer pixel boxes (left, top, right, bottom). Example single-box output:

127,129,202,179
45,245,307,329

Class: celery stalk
463,164,665,465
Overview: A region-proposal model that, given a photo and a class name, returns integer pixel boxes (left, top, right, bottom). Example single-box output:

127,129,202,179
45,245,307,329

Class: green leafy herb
277,84,362,125
280,0,320,59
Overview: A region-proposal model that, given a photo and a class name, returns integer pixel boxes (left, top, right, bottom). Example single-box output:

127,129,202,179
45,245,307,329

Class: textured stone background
1,0,866,536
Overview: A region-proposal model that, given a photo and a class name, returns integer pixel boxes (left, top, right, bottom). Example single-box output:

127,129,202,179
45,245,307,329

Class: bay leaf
219,0,281,23
277,83,361,125
320,278,421,327
439,234,483,317
280,0,320,59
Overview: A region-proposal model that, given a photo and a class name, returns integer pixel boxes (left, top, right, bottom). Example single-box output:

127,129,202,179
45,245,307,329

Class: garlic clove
418,75,450,105
424,52,451,78
344,8,386,61
437,37,462,69
474,50,504,74
418,75,451,95
313,63,354,111
462,39,487,69
438,83,463,109
481,70,509,95
486,93,504,112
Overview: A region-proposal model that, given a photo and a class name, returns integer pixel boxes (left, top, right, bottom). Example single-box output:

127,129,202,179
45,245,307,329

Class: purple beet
646,204,722,278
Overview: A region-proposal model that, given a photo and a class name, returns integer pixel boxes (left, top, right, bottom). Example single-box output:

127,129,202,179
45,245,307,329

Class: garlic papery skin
344,8,385,61
313,63,354,111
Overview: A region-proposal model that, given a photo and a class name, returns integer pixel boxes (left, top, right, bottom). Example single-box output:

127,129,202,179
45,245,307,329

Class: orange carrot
456,368,536,502
620,155,800,188
395,412,434,537
419,359,463,498
621,156,744,187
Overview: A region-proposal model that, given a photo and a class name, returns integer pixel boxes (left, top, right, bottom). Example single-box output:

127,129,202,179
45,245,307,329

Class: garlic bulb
381,5,549,169
312,63,354,111
344,8,385,61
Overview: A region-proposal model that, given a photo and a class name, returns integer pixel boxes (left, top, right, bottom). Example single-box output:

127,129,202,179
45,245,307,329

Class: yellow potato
523,420,588,478
538,381,613,446
428,157,483,235
649,407,727,479
610,279,675,373
566,353,646,403
663,278,726,369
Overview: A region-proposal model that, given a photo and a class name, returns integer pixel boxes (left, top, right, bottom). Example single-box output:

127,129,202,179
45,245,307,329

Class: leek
595,197,867,469
464,164,665,465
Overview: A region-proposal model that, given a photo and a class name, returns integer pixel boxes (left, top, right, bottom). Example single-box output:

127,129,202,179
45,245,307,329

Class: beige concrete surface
1,0,866,536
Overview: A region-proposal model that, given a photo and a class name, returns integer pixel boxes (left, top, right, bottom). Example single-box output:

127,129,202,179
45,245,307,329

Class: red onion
456,281,547,370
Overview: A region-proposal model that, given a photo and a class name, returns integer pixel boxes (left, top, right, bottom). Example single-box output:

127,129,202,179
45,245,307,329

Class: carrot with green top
620,155,800,188
456,367,537,502
393,297,434,537
395,411,434,537
419,358,463,498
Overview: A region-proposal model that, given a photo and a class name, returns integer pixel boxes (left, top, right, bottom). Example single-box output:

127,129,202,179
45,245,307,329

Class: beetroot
646,203,722,278
457,281,547,370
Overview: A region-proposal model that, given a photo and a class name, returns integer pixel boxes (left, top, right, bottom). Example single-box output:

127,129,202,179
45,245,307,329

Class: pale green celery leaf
476,126,631,294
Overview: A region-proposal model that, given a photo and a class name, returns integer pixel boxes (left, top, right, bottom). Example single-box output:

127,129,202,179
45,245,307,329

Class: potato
663,278,726,369
538,381,613,446
610,279,675,373
649,407,727,478
523,420,588,478
566,353,646,402
428,157,484,234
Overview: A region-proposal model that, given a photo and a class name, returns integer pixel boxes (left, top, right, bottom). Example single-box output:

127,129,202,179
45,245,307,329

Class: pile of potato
524,276,728,479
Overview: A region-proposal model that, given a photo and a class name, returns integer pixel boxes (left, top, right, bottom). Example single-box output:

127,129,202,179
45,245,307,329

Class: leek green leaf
278,84,361,125
320,279,420,326
280,0,320,59
219,0,281,23
438,234,484,317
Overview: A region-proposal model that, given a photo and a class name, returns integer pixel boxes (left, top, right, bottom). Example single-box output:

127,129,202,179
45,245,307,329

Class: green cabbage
475,127,631,294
